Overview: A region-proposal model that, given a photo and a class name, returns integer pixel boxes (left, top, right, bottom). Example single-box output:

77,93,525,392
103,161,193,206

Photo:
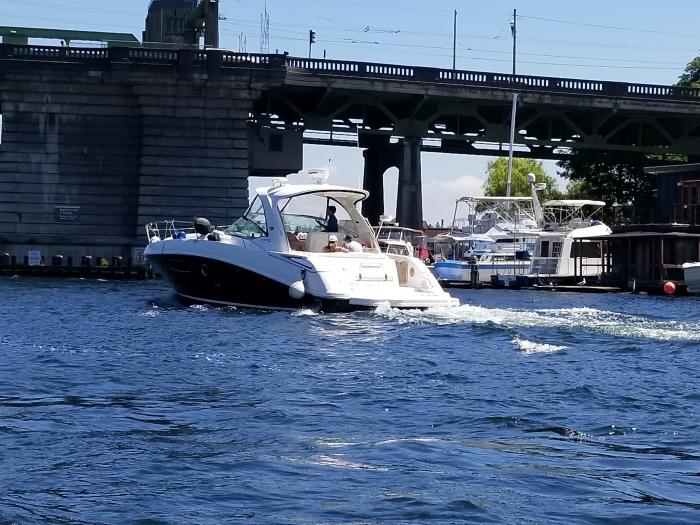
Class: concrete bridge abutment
0,52,264,267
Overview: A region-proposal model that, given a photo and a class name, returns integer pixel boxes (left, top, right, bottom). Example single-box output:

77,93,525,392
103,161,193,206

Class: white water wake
375,304,700,343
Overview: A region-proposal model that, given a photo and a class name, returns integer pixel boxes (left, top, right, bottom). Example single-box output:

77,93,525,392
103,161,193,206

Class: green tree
556,150,657,223
483,157,562,200
677,56,700,88
186,1,207,45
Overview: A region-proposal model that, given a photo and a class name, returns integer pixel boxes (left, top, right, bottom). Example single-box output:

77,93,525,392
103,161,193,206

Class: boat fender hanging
289,280,305,299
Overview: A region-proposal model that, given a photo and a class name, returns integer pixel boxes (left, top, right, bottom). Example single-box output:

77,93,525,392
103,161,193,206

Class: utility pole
452,10,457,70
510,8,517,75
308,29,315,59
505,93,519,198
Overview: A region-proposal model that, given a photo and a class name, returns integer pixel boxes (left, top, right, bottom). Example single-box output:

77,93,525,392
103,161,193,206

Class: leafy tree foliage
556,150,658,222
186,1,207,45
677,56,700,88
483,157,563,200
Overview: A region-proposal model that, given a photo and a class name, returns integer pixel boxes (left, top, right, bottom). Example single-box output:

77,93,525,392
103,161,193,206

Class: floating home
594,163,700,294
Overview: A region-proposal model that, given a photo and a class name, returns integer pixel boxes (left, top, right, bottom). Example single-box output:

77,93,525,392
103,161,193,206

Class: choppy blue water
1,277,699,525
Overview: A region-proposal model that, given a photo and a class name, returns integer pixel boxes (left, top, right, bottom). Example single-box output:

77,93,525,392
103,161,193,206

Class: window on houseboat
570,241,602,258
552,241,562,258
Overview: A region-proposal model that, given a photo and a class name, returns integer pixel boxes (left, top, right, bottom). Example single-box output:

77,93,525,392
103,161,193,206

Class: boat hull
433,260,529,285
147,253,371,312
683,262,700,294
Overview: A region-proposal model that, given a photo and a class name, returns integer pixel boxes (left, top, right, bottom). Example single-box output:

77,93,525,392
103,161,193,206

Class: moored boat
373,217,431,262
433,174,611,287
682,261,700,293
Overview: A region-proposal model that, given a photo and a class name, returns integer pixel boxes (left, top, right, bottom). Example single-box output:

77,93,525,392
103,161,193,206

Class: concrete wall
0,57,259,265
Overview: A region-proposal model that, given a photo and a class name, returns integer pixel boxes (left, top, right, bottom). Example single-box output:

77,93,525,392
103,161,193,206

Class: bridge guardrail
2,43,698,102
284,55,700,101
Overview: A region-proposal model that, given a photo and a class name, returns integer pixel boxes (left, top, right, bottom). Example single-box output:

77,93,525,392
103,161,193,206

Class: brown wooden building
594,163,700,293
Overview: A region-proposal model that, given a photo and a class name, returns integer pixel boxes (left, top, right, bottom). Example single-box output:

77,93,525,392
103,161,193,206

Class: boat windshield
277,193,359,236
225,196,267,238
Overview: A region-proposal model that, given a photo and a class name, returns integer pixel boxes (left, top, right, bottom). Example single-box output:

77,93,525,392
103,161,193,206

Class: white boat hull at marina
433,258,529,286
682,262,700,294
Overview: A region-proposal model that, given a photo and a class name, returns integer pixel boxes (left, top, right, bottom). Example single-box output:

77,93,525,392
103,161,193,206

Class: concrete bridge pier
361,136,424,229
396,137,423,230
361,137,393,225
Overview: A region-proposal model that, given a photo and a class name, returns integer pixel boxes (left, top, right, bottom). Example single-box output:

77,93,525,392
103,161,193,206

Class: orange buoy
663,281,676,295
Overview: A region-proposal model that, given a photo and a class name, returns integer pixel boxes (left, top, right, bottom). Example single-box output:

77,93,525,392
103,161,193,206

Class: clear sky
3,0,698,225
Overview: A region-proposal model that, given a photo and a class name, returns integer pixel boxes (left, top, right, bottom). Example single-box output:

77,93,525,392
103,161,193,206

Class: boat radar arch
308,168,330,184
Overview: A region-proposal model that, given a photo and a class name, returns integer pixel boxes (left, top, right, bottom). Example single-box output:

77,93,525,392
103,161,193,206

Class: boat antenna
505,92,519,198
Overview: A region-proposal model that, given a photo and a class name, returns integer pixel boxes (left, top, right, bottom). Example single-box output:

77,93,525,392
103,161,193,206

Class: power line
245,33,685,70
519,14,699,40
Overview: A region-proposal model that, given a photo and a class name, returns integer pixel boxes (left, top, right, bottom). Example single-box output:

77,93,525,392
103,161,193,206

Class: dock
0,258,153,280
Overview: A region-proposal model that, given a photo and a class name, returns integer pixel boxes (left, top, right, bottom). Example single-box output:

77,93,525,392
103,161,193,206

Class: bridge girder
254,86,700,160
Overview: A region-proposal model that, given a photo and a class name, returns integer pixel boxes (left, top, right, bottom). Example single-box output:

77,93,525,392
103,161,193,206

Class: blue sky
3,0,699,224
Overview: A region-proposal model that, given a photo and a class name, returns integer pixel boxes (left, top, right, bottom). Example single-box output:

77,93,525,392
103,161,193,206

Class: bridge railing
285,56,700,101
2,43,699,102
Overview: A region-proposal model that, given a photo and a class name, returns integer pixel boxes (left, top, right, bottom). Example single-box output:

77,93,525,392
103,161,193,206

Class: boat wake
512,336,569,354
374,304,700,342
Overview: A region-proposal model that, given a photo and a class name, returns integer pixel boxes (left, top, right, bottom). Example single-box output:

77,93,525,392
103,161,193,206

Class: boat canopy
542,199,606,208
263,183,369,205
458,196,533,203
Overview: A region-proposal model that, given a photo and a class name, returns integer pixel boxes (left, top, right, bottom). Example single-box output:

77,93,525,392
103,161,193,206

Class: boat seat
287,232,306,251
306,232,336,253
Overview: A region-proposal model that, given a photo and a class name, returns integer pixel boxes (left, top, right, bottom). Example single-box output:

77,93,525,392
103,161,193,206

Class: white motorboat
373,217,430,262
682,262,700,293
433,175,611,287
511,199,611,286
144,173,458,312
432,191,540,285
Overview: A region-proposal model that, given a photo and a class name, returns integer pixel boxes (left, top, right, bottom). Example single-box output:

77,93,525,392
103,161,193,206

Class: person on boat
324,206,339,232
343,234,363,252
322,234,348,253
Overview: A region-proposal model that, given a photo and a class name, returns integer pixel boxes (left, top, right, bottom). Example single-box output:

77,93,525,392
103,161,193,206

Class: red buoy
663,281,676,295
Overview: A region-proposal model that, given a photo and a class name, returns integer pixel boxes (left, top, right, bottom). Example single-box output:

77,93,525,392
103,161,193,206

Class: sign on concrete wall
54,206,81,222
28,250,42,266
133,247,146,266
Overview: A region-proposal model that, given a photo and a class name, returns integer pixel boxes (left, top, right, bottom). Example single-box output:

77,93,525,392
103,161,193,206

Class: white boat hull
145,236,458,312
683,262,700,294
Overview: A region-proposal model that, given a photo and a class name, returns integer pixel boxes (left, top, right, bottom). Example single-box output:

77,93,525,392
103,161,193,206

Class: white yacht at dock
432,174,611,287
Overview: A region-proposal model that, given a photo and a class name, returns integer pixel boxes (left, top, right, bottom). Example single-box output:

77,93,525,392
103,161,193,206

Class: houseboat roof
595,231,700,239
644,163,700,174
